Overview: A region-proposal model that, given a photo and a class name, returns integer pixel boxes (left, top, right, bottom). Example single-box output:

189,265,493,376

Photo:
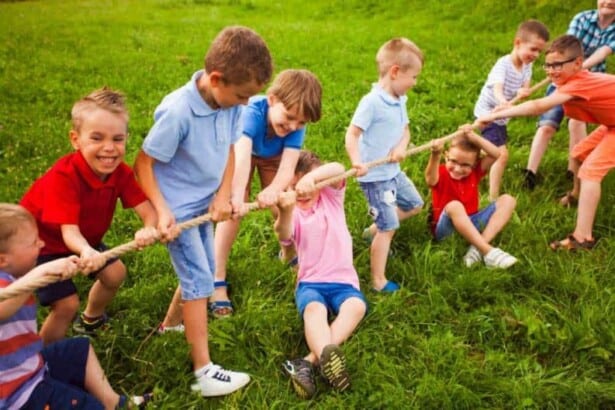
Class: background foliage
2,0,614,408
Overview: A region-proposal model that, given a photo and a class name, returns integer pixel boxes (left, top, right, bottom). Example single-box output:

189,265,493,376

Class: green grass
2,0,615,408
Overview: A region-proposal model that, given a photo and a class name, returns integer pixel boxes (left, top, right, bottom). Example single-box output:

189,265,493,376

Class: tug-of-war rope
0,79,549,302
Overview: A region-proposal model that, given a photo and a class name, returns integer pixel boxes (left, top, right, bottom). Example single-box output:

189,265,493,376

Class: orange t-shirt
559,70,615,127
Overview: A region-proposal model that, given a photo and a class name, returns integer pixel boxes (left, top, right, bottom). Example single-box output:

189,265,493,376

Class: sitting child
425,128,518,268
20,88,158,344
275,151,367,399
0,203,151,410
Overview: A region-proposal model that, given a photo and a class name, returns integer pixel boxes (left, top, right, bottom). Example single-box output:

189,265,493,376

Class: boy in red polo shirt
20,88,158,344
425,127,518,269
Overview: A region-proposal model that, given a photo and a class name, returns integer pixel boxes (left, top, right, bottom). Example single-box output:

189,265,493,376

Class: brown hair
376,37,424,77
205,26,273,86
71,87,128,133
268,69,322,122
516,19,550,42
449,135,481,159
295,150,322,176
546,34,584,59
0,204,35,252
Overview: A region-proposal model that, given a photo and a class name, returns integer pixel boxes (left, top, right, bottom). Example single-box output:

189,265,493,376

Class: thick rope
0,130,465,301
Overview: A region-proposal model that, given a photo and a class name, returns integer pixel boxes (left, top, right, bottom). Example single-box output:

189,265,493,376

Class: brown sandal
559,191,578,207
550,234,596,251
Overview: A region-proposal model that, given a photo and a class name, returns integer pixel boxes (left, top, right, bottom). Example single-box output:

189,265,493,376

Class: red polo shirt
20,151,148,255
430,164,486,234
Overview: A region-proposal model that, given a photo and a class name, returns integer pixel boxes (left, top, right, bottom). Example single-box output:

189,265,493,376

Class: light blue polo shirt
242,95,305,158
142,70,242,218
351,83,409,183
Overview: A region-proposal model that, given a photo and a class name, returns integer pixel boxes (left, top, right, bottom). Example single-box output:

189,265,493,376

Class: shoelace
206,365,231,382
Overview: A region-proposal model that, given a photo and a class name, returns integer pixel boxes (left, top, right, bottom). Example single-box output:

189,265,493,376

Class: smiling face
543,51,583,86
267,95,307,137
0,221,44,278
70,108,128,180
389,56,423,97
514,34,547,65
598,0,615,18
444,146,479,180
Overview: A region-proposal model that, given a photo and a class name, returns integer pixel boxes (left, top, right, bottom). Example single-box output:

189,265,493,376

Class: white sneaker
196,364,250,397
463,246,482,267
157,323,185,334
484,248,517,269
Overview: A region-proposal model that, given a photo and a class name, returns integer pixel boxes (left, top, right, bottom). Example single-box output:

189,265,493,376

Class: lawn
1,0,614,408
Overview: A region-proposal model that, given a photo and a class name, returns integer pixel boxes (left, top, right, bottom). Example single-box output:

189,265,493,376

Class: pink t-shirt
291,184,360,289
559,70,615,127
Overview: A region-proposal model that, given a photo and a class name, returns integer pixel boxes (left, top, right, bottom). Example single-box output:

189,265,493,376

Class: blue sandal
372,280,400,293
208,281,234,318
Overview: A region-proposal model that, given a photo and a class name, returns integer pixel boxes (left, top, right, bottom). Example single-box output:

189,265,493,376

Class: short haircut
547,34,584,59
449,135,481,159
516,19,550,42
0,204,35,253
71,87,128,133
376,37,424,77
267,69,322,122
205,26,273,86
295,150,322,176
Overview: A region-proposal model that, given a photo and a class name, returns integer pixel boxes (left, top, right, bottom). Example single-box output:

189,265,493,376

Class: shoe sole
320,345,350,392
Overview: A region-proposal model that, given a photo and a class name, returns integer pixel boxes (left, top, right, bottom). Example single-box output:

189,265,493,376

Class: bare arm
132,200,159,248
582,45,613,70
424,141,442,187
274,191,296,242
390,125,410,162
344,124,368,176
230,136,253,207
295,162,346,195
209,145,235,222
257,147,300,207
133,149,177,241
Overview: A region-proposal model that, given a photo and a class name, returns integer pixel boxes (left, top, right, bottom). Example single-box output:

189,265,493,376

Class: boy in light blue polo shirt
133,26,272,398
345,37,424,293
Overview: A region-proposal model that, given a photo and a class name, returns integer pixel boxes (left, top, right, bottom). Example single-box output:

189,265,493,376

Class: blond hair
71,87,128,133
547,35,583,59
376,37,424,77
205,26,273,86
267,69,322,122
516,19,550,42
0,204,35,252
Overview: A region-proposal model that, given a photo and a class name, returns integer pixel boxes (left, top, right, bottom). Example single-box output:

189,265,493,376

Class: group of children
2,1,615,404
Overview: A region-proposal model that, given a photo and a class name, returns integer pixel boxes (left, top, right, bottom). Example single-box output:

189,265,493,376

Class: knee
98,261,126,289
444,200,465,216
52,294,80,319
303,302,326,318
498,147,509,162
497,194,516,209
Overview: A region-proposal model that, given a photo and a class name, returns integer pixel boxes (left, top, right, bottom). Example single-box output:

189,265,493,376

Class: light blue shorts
434,202,496,241
295,282,367,318
360,172,424,231
167,214,215,300
537,84,564,130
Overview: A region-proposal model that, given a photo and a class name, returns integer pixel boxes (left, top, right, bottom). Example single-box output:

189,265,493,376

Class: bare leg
304,298,366,364
370,230,395,290
480,195,516,243
488,145,508,201
568,119,587,172
212,219,241,304
365,206,421,238
527,125,556,173
572,179,600,241
303,302,331,364
83,344,121,410
445,201,493,255
161,286,183,327
183,298,211,369
40,294,80,345
83,260,126,318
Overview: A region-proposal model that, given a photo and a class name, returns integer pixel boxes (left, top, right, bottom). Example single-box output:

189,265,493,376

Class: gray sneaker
282,358,316,399
319,344,350,391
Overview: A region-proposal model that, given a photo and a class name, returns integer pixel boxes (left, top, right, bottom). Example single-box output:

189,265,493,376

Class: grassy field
2,0,615,408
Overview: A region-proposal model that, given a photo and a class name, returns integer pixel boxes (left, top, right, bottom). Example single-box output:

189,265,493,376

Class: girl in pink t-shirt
274,151,367,399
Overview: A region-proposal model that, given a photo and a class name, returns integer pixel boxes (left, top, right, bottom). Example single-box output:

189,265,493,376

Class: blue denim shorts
167,215,215,301
434,202,497,241
295,282,367,318
481,122,508,147
36,243,119,306
22,338,104,410
537,84,564,130
360,172,424,231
